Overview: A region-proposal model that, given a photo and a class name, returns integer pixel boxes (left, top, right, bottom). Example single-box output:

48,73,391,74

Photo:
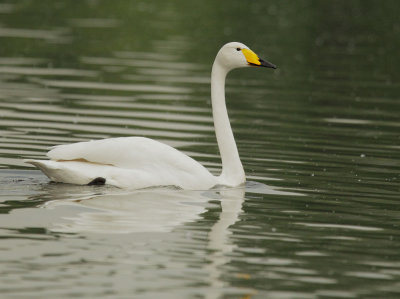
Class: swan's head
216,42,277,71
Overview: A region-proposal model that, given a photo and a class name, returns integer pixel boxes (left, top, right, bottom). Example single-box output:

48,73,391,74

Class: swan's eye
236,48,241,51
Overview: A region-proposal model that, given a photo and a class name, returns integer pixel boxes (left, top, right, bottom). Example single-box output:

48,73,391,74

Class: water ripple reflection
0,27,70,42
0,66,98,77
32,78,191,94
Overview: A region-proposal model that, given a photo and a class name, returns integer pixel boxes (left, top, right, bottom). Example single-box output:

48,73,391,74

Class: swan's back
27,137,217,189
49,137,197,169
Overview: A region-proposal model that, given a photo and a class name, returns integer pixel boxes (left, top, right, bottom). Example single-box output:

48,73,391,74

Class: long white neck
211,59,245,186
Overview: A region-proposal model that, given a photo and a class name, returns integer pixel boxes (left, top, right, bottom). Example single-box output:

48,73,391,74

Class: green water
0,1,400,298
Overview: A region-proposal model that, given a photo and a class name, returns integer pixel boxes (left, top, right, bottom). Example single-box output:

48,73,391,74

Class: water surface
0,1,400,298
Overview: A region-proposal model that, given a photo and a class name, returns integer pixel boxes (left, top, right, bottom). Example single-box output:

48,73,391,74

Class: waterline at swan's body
25,42,276,189
26,137,218,189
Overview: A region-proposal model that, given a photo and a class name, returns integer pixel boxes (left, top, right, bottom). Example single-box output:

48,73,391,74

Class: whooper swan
25,42,276,189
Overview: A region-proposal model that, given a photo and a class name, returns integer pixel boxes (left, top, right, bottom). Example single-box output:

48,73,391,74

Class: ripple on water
69,18,121,28
0,27,70,43
31,78,191,94
81,56,203,70
0,57,46,65
294,222,383,232
0,66,98,77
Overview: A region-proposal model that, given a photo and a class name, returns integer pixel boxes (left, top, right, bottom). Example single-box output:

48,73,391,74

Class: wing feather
47,137,208,174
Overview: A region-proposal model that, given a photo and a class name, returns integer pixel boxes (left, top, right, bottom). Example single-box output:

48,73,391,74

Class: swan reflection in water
45,187,211,234
41,181,297,235
39,182,299,298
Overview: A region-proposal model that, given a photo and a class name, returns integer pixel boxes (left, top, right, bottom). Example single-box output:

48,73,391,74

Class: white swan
25,42,276,189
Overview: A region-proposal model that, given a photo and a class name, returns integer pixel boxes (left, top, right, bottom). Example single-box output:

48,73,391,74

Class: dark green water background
0,1,399,298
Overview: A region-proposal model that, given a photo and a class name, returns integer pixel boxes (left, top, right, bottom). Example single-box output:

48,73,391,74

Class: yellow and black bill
242,48,277,69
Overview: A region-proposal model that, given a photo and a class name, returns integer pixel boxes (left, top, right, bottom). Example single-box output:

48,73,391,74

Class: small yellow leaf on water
236,273,251,279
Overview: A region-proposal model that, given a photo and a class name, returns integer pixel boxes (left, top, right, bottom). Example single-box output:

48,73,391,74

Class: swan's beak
242,48,277,69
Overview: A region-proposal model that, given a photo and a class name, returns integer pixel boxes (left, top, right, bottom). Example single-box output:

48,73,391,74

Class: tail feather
24,159,59,170
24,159,99,185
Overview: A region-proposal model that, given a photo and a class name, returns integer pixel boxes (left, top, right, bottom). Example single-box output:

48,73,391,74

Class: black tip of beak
259,59,277,69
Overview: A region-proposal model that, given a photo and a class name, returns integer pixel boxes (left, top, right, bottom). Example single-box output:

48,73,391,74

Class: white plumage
26,137,215,189
25,42,276,189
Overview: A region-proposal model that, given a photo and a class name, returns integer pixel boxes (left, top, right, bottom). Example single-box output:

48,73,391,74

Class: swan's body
25,42,276,189
29,137,216,189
